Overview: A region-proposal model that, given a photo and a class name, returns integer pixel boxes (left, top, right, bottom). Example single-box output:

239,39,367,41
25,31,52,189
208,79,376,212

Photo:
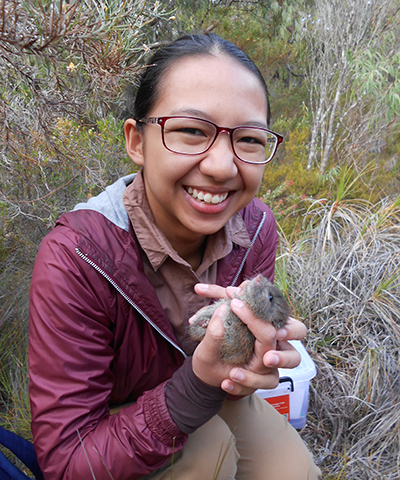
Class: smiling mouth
186,187,229,205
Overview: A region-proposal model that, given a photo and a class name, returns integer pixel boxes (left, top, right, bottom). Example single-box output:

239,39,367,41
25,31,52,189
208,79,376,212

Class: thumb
204,303,227,340
192,303,229,387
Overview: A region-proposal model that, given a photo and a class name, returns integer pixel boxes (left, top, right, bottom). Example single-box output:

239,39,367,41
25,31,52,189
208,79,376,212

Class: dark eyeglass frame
136,116,283,165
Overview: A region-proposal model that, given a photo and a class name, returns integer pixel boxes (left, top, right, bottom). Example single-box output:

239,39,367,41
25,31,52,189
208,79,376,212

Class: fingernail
226,286,240,295
276,328,287,341
223,382,234,392
232,369,245,381
188,314,197,324
266,354,279,366
195,283,209,293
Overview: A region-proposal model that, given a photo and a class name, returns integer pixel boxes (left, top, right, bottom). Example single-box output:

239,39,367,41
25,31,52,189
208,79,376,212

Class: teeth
186,187,228,204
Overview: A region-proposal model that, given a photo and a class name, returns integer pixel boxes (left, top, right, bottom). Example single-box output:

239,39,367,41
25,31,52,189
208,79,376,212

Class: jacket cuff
143,380,187,448
165,357,227,434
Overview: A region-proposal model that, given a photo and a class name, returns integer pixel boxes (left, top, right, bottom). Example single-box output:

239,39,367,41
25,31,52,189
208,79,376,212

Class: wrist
165,356,227,434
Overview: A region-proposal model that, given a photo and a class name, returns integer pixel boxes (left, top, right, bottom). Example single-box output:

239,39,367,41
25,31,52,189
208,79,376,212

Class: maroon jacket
28,175,278,480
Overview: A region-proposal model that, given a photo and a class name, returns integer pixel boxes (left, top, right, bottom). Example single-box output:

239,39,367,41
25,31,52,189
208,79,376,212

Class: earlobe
124,119,144,166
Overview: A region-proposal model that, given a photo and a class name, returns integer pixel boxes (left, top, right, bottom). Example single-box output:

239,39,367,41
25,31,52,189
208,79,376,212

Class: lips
186,187,229,205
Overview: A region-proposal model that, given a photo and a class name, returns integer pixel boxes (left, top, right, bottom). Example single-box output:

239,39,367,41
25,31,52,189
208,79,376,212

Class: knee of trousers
181,415,239,479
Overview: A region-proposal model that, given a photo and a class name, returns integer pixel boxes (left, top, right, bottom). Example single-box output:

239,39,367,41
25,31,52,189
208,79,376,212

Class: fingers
229,300,306,351
192,283,306,396
193,283,243,300
194,283,229,299
263,340,301,369
191,283,241,326
230,298,278,352
221,301,303,395
221,341,301,395
276,316,307,342
221,367,280,396
229,299,303,371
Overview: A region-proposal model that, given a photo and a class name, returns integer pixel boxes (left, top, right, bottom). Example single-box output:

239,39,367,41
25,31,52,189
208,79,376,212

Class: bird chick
189,275,292,366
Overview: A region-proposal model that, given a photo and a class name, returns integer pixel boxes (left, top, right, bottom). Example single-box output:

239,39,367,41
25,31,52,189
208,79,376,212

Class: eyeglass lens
162,117,278,163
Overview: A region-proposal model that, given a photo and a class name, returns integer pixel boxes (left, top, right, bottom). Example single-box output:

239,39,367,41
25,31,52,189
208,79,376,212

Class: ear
124,119,144,166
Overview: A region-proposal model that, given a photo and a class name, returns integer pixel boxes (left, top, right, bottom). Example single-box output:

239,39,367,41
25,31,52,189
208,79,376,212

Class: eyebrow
168,108,269,129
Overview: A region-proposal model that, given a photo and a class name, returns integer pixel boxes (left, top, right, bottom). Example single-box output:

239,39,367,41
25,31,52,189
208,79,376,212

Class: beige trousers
145,393,321,480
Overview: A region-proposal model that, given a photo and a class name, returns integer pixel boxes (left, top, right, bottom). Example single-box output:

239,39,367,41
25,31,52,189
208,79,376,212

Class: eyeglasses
136,116,283,165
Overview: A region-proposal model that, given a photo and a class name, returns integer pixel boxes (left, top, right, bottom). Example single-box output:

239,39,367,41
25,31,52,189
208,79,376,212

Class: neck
172,236,207,271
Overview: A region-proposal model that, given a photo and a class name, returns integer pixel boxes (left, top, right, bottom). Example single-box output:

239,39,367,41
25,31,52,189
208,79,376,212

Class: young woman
29,34,321,480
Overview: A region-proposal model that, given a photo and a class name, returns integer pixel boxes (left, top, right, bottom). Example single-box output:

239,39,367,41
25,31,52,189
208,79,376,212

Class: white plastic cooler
256,340,316,429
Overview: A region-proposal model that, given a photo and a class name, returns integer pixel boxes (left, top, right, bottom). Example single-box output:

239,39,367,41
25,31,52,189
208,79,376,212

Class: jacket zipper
75,247,187,358
230,211,266,286
75,211,265,357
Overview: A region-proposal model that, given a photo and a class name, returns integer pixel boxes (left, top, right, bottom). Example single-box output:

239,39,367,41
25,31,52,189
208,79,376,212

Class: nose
198,131,238,181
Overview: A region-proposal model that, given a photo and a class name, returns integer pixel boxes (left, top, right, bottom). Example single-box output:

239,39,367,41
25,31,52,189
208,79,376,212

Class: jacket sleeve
28,226,187,480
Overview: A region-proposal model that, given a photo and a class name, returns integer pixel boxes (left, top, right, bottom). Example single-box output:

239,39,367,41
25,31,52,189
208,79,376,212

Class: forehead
151,54,268,124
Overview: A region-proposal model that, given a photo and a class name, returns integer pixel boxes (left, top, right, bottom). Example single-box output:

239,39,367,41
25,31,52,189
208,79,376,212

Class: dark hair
131,33,271,126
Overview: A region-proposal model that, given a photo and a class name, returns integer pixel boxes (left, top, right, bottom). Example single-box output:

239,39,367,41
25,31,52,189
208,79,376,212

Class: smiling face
125,54,268,257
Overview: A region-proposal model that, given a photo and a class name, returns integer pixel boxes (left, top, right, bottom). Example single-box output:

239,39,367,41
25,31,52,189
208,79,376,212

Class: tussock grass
277,194,400,479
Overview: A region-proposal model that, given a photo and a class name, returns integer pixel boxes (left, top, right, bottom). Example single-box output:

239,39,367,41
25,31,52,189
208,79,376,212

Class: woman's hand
191,303,235,388
192,282,307,396
193,282,233,300
221,300,304,396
